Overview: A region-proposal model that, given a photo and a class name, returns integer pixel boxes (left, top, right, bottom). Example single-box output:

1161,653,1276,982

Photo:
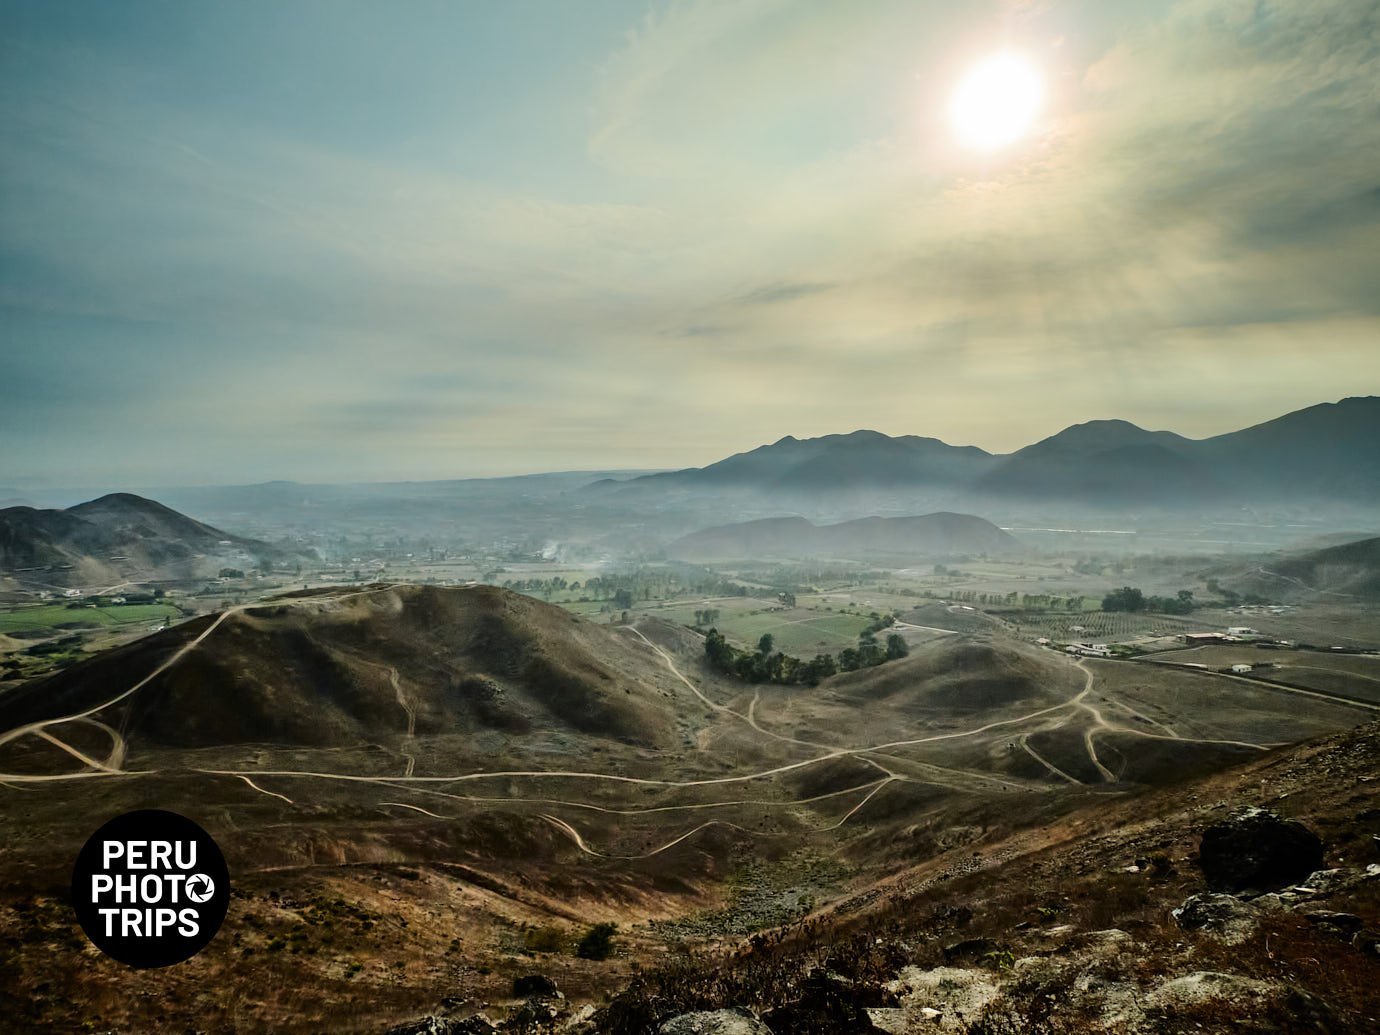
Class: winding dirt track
0,594,1290,856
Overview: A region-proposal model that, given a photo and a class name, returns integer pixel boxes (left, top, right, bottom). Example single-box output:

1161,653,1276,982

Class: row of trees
932,588,1091,611
703,623,909,687
1101,586,1197,615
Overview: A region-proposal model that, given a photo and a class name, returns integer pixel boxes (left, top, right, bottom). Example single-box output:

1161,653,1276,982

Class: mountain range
604,396,1380,506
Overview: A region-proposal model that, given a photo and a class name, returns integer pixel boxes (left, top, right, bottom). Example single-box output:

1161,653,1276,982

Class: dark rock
1352,929,1380,957
658,1009,772,1034
1198,807,1323,893
510,999,559,1027
512,974,559,998
758,971,890,1034
1304,911,1363,937
942,937,998,963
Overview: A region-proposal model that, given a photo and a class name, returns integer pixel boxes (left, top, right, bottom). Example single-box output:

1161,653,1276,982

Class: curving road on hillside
0,591,1292,858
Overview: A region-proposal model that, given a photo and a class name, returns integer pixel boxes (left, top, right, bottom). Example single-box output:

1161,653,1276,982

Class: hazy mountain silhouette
615,396,1380,506
0,492,294,583
625,430,996,493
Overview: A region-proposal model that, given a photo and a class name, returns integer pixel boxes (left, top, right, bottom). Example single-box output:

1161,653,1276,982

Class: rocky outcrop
1171,892,1261,943
1198,807,1323,893
657,1009,772,1034
382,1016,498,1035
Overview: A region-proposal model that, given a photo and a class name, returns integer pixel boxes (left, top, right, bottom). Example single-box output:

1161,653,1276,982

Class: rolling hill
0,584,681,751
667,512,1022,561
0,492,299,585
1226,535,1380,602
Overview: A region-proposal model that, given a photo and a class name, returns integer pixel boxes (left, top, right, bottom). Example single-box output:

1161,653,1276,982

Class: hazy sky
3,0,1378,487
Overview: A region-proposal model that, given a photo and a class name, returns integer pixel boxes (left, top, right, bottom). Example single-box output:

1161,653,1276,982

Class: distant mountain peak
0,493,302,585
72,491,175,513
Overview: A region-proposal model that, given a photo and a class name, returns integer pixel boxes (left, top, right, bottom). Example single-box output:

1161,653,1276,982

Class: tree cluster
703,619,908,688
1100,586,1197,614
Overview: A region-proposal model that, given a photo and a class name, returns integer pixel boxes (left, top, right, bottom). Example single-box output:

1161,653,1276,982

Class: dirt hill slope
0,584,681,750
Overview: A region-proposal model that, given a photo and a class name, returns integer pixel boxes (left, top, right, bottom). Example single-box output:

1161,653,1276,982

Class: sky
2,0,1378,487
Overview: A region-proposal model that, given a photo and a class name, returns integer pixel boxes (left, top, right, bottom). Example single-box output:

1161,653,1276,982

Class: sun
950,52,1043,150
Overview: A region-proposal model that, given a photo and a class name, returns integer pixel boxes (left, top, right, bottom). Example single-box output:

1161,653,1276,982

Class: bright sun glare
950,52,1043,150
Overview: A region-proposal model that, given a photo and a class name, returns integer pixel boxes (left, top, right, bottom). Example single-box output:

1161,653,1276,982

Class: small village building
1183,632,1227,645
1230,663,1253,674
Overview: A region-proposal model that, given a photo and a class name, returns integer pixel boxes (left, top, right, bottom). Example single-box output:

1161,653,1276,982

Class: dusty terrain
0,583,1376,1032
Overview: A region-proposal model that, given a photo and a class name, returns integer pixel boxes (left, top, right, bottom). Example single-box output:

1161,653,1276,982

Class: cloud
733,281,834,305
2,0,1378,483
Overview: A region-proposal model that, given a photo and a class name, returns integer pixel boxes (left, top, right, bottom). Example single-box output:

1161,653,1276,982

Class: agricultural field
626,597,876,656
1143,644,1380,705
0,602,181,636
996,608,1201,644
1205,603,1380,648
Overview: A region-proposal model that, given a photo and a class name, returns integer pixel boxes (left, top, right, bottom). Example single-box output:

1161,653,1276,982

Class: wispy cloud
1,0,1377,484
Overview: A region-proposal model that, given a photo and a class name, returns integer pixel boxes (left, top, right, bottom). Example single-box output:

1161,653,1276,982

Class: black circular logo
71,809,230,968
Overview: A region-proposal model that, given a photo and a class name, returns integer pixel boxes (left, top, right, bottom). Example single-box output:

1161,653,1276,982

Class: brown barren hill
0,584,679,750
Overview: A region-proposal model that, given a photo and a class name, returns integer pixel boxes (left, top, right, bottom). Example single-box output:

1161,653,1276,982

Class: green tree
804,654,837,683
757,633,774,656
885,633,909,660
1101,586,1146,612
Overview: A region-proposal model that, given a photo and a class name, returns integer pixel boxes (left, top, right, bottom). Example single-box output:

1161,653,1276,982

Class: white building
1231,663,1253,674
1227,627,1260,637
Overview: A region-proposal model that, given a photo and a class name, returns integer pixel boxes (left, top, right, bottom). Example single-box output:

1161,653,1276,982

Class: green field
0,603,181,636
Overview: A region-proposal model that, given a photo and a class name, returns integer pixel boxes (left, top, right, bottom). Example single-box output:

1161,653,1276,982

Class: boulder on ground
1198,807,1323,893
512,973,559,998
1172,893,1260,943
383,1017,497,1035
941,937,997,963
658,1009,772,1034
760,970,891,1034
